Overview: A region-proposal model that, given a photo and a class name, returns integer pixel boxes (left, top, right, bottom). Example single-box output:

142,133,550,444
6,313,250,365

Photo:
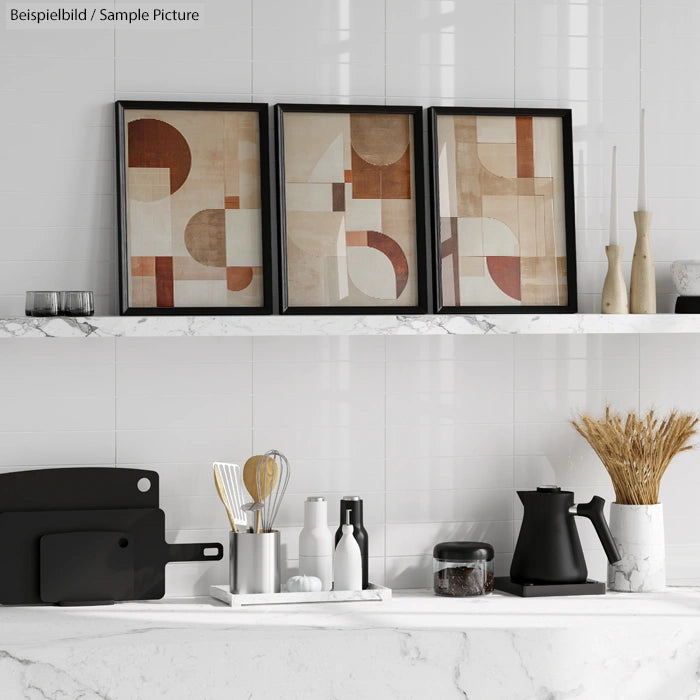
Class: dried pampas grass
572,407,698,505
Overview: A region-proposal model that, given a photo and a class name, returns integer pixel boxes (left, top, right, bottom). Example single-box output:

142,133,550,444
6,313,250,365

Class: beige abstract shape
346,197,381,232
286,212,345,256
477,143,517,179
521,256,564,305
482,195,519,242
350,113,410,166
127,195,173,257
456,218,484,257
284,113,349,183
460,256,485,277
225,209,262,267
128,167,171,203
309,133,345,183
347,246,396,300
130,276,157,307
173,279,226,307
483,217,519,256
173,256,227,281
476,116,517,144
286,183,333,212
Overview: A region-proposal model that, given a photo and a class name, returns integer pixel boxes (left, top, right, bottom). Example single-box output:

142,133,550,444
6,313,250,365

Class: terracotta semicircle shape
227,266,254,291
486,256,521,301
347,229,410,298
128,118,192,198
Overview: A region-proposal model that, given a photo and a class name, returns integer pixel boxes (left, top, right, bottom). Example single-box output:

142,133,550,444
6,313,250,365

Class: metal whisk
256,449,290,533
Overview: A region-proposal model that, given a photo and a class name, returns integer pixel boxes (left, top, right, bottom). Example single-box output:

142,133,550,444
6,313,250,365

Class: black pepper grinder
335,496,368,589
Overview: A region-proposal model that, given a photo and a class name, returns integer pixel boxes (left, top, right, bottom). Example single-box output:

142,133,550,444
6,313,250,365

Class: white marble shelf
1,588,700,699
1,313,700,338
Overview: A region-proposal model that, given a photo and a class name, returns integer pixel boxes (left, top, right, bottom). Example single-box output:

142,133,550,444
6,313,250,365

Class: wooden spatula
243,455,278,533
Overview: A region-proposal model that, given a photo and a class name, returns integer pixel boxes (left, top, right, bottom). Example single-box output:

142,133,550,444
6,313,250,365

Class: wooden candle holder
630,211,656,314
601,245,628,314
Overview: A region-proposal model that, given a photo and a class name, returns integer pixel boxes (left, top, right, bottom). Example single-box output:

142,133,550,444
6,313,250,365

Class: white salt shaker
333,510,362,591
299,496,333,591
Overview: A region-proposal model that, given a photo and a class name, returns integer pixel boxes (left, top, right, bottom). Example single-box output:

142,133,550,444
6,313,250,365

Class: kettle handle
573,496,621,564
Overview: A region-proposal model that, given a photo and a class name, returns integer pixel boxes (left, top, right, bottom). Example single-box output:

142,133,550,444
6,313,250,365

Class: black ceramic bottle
334,496,368,589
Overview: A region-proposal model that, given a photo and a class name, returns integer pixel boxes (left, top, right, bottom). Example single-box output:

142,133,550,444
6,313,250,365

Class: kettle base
494,577,606,597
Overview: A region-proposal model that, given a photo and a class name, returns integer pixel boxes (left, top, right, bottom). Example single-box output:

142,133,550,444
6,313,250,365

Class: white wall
2,0,700,595
1,333,700,595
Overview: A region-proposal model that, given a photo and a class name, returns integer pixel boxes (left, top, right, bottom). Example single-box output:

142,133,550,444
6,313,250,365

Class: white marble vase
608,503,665,592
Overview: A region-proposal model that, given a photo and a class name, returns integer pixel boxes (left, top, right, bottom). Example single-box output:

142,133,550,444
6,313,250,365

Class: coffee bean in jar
433,541,495,597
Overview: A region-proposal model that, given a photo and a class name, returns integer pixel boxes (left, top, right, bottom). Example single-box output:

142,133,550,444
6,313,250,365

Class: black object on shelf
494,577,606,597
335,496,369,590
675,296,700,313
494,486,620,598
0,467,223,606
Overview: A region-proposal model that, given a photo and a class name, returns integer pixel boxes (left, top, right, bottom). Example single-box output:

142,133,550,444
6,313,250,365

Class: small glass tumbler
59,291,94,316
25,291,59,317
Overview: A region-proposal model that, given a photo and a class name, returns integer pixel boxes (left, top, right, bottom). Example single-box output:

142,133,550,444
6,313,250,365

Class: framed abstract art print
116,101,274,315
275,104,430,314
428,107,577,313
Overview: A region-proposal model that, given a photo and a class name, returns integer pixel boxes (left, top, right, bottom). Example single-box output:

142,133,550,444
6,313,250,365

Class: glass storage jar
433,541,495,597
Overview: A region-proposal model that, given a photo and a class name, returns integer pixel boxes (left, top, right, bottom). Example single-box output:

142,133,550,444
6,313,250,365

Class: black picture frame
275,103,430,315
116,100,275,315
428,107,577,314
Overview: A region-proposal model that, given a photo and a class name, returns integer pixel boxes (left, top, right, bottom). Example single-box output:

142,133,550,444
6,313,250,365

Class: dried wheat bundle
572,407,698,505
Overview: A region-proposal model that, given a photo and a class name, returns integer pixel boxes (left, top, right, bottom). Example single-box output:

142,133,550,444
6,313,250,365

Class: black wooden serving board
0,508,223,604
0,467,159,512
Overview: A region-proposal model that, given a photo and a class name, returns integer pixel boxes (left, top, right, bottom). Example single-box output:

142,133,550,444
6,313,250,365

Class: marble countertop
3,587,700,641
2,313,700,337
2,589,700,699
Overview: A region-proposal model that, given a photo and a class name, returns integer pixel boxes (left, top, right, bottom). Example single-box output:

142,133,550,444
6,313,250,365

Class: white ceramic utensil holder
607,503,665,592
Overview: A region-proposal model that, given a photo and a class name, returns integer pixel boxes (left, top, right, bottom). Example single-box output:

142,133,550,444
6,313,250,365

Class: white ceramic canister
299,496,333,591
607,502,665,592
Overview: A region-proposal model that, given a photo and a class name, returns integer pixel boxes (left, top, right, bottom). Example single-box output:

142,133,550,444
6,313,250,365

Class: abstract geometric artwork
429,108,576,313
116,101,272,315
276,105,428,313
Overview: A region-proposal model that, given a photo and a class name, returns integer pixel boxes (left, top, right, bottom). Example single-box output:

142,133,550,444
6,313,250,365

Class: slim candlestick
601,245,628,314
609,146,619,246
638,108,647,212
630,210,656,313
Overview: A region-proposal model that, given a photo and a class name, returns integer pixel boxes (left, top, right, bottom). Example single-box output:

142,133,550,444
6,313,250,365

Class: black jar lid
433,541,494,562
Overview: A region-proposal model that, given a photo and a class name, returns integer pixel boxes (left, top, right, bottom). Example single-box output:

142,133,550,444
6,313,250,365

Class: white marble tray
210,583,392,607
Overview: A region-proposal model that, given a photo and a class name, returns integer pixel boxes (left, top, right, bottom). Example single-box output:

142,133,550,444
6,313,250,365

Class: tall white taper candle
638,108,647,211
610,145,619,246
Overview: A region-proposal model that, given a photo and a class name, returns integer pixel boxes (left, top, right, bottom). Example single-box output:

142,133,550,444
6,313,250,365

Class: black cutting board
0,468,159,512
40,531,135,604
0,508,223,605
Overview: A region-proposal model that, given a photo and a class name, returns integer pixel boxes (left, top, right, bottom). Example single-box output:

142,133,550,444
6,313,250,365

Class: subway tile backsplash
2,333,699,595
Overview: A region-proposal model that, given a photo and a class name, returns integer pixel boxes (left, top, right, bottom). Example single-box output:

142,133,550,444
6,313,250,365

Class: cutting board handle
166,542,223,562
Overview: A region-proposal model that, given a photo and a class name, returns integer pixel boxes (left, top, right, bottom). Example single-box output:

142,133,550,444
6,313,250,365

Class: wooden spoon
243,455,278,533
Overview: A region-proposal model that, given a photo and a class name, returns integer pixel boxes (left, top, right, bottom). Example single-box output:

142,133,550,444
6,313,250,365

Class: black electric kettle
510,486,621,584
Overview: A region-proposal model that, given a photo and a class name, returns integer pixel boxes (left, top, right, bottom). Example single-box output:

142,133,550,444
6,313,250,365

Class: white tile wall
1,332,699,594
3,1,700,595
